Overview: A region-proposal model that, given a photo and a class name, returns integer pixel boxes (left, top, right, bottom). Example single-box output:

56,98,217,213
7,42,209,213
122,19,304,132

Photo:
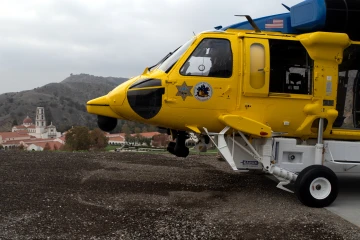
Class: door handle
221,86,231,97
258,67,269,72
165,79,177,84
164,97,177,103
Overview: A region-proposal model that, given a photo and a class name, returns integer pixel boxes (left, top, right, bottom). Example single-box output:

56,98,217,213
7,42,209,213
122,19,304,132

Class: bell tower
35,107,46,134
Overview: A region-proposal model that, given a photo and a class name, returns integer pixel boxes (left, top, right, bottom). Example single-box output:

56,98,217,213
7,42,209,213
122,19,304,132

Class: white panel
274,138,315,173
227,136,263,170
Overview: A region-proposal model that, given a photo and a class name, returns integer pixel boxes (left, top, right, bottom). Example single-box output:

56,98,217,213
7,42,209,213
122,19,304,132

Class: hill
0,74,128,132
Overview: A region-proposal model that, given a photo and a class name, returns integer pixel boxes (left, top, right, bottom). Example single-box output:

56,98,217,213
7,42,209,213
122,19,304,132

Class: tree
45,108,53,125
125,133,131,145
148,125,158,132
125,134,137,146
111,121,122,134
90,128,109,150
43,143,51,151
152,134,170,147
17,144,25,150
122,124,131,134
134,127,141,133
144,138,151,147
64,126,91,151
12,119,18,126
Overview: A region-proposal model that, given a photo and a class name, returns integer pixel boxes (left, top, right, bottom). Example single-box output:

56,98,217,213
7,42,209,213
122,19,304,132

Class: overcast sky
0,0,301,94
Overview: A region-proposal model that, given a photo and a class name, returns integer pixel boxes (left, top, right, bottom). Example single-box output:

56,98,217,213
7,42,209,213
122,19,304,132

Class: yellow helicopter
87,0,360,207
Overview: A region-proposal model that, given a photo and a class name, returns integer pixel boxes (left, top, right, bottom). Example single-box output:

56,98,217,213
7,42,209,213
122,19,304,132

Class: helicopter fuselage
87,29,360,141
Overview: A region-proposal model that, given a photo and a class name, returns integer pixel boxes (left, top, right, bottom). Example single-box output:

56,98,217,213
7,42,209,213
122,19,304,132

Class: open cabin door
334,44,360,128
353,72,360,128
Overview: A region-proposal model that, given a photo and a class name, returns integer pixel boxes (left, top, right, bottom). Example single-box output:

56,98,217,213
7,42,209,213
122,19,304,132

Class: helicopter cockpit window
180,38,232,78
158,38,195,73
269,39,313,95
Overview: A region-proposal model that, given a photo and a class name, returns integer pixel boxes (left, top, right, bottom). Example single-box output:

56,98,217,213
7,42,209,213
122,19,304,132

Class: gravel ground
0,151,359,240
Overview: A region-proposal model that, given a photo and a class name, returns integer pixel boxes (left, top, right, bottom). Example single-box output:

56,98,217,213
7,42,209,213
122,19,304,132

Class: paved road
326,174,360,228
1,151,360,239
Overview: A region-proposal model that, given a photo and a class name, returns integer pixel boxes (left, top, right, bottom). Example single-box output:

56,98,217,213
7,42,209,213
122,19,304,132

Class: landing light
260,131,268,136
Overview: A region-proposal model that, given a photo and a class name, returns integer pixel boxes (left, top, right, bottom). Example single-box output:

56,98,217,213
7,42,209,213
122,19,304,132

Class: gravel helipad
1,151,360,239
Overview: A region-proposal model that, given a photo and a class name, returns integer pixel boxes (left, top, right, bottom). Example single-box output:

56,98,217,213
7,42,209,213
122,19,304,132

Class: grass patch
106,145,119,151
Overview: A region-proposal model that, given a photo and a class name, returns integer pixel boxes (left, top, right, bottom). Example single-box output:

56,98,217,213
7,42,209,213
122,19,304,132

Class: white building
12,107,61,139
106,133,126,145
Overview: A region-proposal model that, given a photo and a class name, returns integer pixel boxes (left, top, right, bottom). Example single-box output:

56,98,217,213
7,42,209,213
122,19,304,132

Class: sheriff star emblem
176,81,193,101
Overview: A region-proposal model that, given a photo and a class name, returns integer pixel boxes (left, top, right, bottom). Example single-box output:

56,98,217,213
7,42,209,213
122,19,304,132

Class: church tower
35,107,46,134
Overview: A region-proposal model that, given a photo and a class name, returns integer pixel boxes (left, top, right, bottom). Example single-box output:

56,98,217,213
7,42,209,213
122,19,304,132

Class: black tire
167,142,176,155
97,115,117,132
295,165,338,208
175,147,189,158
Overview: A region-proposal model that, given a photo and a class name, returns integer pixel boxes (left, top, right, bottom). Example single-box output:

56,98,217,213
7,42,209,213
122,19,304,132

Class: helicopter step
204,121,360,208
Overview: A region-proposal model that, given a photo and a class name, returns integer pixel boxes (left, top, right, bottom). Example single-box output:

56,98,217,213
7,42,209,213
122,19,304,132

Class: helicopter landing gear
97,115,117,132
295,165,338,208
166,131,189,157
167,142,176,155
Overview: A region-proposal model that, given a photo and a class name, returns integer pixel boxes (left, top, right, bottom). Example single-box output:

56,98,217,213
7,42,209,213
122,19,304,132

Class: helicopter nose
87,95,109,106
86,95,123,119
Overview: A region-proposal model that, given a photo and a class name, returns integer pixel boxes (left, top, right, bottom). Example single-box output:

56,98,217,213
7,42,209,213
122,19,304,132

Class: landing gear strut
166,131,189,158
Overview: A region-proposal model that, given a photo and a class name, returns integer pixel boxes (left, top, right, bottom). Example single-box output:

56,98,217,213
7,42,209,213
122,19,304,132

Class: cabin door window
243,38,270,97
269,39,313,95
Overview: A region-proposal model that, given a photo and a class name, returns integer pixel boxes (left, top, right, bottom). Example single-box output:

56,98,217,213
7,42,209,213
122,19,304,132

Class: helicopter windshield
158,37,195,73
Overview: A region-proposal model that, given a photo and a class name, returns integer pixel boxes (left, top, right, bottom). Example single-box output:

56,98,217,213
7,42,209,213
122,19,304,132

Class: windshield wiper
148,46,181,71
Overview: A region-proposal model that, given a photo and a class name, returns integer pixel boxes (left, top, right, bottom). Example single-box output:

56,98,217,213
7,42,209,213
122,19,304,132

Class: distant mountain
0,74,128,132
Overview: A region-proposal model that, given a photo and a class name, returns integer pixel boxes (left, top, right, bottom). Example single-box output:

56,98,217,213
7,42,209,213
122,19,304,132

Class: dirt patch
0,151,359,239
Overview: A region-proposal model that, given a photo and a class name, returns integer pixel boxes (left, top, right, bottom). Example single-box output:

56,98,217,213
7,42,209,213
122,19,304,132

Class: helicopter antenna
235,15,261,33
282,3,291,11
193,31,196,36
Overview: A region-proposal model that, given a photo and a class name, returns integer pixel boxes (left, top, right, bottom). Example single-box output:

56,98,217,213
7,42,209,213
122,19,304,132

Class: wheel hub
310,177,331,200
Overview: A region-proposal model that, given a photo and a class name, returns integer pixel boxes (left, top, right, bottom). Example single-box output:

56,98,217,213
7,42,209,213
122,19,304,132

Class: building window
180,38,232,78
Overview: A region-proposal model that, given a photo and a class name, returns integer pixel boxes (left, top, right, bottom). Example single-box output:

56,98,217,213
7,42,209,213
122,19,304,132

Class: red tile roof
58,136,66,142
133,132,160,138
32,141,63,150
2,140,22,145
108,132,160,138
13,125,26,129
23,116,33,124
107,133,125,139
17,130,29,134
0,132,31,140
108,137,125,142
21,139,54,144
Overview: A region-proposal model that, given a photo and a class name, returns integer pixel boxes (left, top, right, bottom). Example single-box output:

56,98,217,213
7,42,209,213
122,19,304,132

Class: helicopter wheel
175,147,189,158
97,115,117,132
174,131,189,158
295,165,338,208
167,142,176,155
